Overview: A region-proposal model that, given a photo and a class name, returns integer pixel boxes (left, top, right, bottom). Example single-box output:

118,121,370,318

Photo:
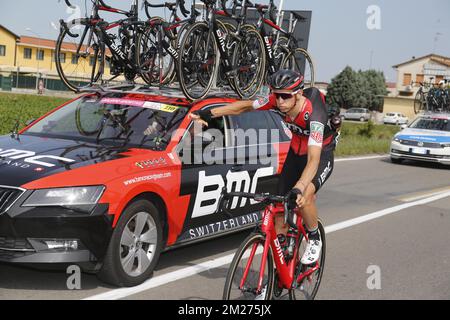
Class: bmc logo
0,149,75,167
264,36,273,59
192,167,275,218
216,29,227,53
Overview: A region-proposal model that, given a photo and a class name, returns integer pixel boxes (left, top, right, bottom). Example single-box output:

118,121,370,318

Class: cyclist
189,69,340,264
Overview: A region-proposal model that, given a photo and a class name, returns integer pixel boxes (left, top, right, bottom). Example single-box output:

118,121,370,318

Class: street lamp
25,28,42,91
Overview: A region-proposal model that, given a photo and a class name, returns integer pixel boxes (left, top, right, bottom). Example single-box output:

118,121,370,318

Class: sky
0,0,449,83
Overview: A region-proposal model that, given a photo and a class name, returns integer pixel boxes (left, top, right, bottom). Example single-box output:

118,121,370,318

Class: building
392,53,450,97
0,24,112,91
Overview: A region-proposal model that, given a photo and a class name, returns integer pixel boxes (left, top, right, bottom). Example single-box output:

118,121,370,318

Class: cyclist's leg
276,148,305,235
298,150,334,264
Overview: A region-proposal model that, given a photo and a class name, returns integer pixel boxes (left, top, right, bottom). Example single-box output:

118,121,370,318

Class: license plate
412,148,427,155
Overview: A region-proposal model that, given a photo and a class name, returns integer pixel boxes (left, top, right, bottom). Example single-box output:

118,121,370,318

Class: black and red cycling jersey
252,87,336,156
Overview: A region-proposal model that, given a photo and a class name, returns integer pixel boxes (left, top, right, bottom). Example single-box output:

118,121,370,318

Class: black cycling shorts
278,148,334,195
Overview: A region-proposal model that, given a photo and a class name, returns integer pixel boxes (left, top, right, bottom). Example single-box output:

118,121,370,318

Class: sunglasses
273,91,299,100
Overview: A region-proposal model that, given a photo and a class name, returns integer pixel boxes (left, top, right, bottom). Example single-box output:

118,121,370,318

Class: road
1,155,450,300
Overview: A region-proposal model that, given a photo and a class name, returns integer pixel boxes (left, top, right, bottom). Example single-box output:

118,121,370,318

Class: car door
175,105,286,244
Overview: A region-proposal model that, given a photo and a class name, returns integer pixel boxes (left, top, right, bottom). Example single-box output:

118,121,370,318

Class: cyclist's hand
188,110,212,128
287,188,302,210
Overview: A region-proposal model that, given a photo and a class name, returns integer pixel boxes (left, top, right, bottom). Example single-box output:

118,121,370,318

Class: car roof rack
420,111,450,118
78,83,242,103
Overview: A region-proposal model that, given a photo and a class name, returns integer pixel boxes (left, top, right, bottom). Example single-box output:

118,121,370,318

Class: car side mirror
400,124,407,130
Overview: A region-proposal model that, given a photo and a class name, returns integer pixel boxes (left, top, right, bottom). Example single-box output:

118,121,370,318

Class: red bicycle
220,189,326,300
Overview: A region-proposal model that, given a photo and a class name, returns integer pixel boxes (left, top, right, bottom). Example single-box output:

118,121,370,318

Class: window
24,48,32,59
72,54,78,64
403,73,412,86
415,74,424,85
0,45,5,56
59,53,66,63
36,49,44,61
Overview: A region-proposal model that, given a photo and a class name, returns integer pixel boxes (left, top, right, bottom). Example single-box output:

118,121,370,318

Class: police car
390,113,450,165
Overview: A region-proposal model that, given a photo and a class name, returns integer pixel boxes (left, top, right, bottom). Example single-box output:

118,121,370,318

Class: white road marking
396,186,450,202
335,155,388,162
84,189,450,300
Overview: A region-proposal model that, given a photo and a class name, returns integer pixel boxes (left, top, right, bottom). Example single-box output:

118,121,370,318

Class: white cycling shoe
301,238,322,265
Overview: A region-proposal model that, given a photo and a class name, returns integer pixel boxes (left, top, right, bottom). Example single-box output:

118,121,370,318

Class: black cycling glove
286,188,302,210
192,109,213,123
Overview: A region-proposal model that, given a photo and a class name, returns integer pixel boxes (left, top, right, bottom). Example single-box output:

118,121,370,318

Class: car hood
0,134,133,187
395,128,450,143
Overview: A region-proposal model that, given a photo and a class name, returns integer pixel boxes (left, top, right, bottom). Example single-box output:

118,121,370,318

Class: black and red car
0,86,290,286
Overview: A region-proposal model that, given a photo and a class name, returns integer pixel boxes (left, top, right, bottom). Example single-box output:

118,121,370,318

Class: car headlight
22,186,105,207
393,137,401,143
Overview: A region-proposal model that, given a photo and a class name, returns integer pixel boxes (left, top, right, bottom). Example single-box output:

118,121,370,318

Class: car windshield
23,94,189,150
409,117,450,132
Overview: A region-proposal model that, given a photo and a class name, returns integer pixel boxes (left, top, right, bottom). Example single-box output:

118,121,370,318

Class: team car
0,86,293,286
390,113,450,165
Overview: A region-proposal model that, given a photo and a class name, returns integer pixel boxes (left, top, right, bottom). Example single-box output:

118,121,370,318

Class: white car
383,112,408,125
390,113,450,165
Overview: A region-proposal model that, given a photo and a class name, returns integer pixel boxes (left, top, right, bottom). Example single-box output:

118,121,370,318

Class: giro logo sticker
143,102,179,113
0,149,75,168
191,167,275,218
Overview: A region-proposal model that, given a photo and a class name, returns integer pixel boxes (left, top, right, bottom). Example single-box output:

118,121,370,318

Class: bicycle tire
414,91,424,114
177,22,218,101
231,27,266,99
136,17,176,86
223,232,274,300
288,219,326,300
281,47,315,88
55,19,104,92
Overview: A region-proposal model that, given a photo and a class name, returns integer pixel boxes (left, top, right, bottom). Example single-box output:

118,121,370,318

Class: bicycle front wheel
231,27,266,99
223,233,274,300
289,219,326,300
177,22,218,101
55,19,104,92
281,48,315,88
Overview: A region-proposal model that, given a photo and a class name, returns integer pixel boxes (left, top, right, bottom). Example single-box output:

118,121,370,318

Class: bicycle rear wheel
289,219,326,300
137,18,176,86
281,48,315,88
55,19,104,92
223,233,274,300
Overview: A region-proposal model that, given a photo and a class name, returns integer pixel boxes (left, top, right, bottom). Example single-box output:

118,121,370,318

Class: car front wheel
390,157,403,164
98,199,163,287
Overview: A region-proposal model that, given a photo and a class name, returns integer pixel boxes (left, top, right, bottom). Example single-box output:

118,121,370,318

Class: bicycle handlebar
216,187,299,230
178,0,190,18
64,0,76,9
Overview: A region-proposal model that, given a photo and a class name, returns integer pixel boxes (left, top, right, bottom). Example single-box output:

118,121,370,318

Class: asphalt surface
1,155,450,300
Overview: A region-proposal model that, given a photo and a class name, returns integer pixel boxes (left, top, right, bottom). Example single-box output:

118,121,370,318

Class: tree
327,67,388,111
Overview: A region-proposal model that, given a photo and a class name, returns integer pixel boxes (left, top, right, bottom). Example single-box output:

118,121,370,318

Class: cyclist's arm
211,100,254,117
295,120,326,193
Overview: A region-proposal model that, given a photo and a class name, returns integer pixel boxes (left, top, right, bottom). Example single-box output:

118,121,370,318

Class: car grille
0,187,24,213
0,237,34,251
399,139,443,149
